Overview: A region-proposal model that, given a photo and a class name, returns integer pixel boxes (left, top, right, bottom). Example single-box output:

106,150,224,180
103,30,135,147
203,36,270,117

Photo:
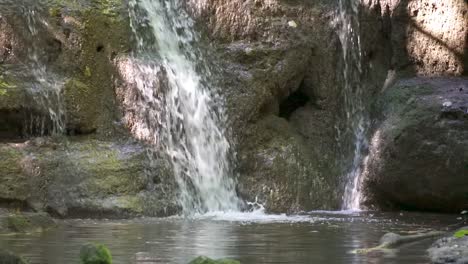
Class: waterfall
127,0,240,214
337,0,369,211
23,6,65,136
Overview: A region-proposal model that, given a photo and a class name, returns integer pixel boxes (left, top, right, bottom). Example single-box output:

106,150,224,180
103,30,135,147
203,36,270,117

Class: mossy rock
0,75,25,110
0,250,29,264
79,243,112,264
3,213,56,233
0,145,29,201
188,256,240,264
64,79,98,134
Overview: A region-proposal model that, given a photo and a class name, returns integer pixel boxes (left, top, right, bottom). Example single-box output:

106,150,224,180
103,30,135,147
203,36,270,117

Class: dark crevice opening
279,82,311,119
96,44,105,53
0,109,59,142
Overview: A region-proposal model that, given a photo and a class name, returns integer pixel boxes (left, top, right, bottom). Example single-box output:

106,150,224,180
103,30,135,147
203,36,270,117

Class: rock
0,0,131,137
0,137,178,218
428,227,468,264
0,213,56,233
287,20,298,28
64,79,98,134
363,78,468,212
79,243,112,264
355,231,444,254
237,115,336,213
0,250,29,264
188,256,240,264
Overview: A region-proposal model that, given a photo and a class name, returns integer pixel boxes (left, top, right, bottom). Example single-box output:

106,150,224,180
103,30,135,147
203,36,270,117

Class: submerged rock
363,78,468,213
0,212,56,233
428,227,468,264
79,243,112,264
354,231,444,254
0,250,29,264
188,256,240,264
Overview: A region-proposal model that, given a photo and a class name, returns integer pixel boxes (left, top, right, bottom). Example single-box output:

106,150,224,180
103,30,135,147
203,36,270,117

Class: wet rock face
362,78,468,213
186,0,388,212
237,116,337,213
188,0,467,213
0,1,132,137
0,137,179,218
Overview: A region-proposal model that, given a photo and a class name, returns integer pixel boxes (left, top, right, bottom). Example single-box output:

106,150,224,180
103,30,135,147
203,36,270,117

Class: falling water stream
338,0,369,211
127,0,240,214
24,6,65,136
4,3,66,136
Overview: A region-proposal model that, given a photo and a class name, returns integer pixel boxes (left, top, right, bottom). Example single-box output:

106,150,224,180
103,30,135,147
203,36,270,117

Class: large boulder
0,137,178,218
362,78,468,212
428,227,468,264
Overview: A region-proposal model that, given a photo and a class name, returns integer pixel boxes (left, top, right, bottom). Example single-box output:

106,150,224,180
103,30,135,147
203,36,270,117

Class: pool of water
0,211,459,264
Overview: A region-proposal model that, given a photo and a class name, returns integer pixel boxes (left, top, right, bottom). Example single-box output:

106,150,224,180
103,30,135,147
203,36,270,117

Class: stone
237,115,336,213
0,213,56,233
188,256,240,264
64,79,98,134
429,227,468,264
79,243,112,264
0,137,178,218
362,78,468,212
0,250,29,264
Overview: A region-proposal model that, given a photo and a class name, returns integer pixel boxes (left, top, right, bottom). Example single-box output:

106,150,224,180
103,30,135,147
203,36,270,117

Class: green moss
79,243,112,264
49,7,61,17
0,146,29,201
70,141,146,195
93,0,122,19
3,213,56,233
454,229,468,238
5,214,32,233
84,66,92,77
114,196,144,213
0,75,16,92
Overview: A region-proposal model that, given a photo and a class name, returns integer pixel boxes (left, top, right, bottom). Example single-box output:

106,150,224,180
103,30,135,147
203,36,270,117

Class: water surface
0,211,458,264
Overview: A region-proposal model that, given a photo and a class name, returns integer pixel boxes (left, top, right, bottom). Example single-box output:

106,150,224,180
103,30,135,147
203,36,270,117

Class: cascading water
127,0,240,214
337,0,369,211
22,5,65,136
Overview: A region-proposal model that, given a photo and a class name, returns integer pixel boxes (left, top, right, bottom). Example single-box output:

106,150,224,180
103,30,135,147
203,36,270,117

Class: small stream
0,211,458,264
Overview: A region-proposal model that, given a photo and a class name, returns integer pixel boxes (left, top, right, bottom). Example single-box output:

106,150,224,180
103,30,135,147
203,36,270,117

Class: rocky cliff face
0,0,466,217
186,0,467,212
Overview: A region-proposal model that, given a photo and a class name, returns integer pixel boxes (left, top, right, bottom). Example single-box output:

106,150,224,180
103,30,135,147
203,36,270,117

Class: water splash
337,0,369,211
127,0,240,214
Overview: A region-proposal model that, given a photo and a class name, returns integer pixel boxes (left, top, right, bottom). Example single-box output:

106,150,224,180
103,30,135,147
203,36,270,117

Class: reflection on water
0,211,458,264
